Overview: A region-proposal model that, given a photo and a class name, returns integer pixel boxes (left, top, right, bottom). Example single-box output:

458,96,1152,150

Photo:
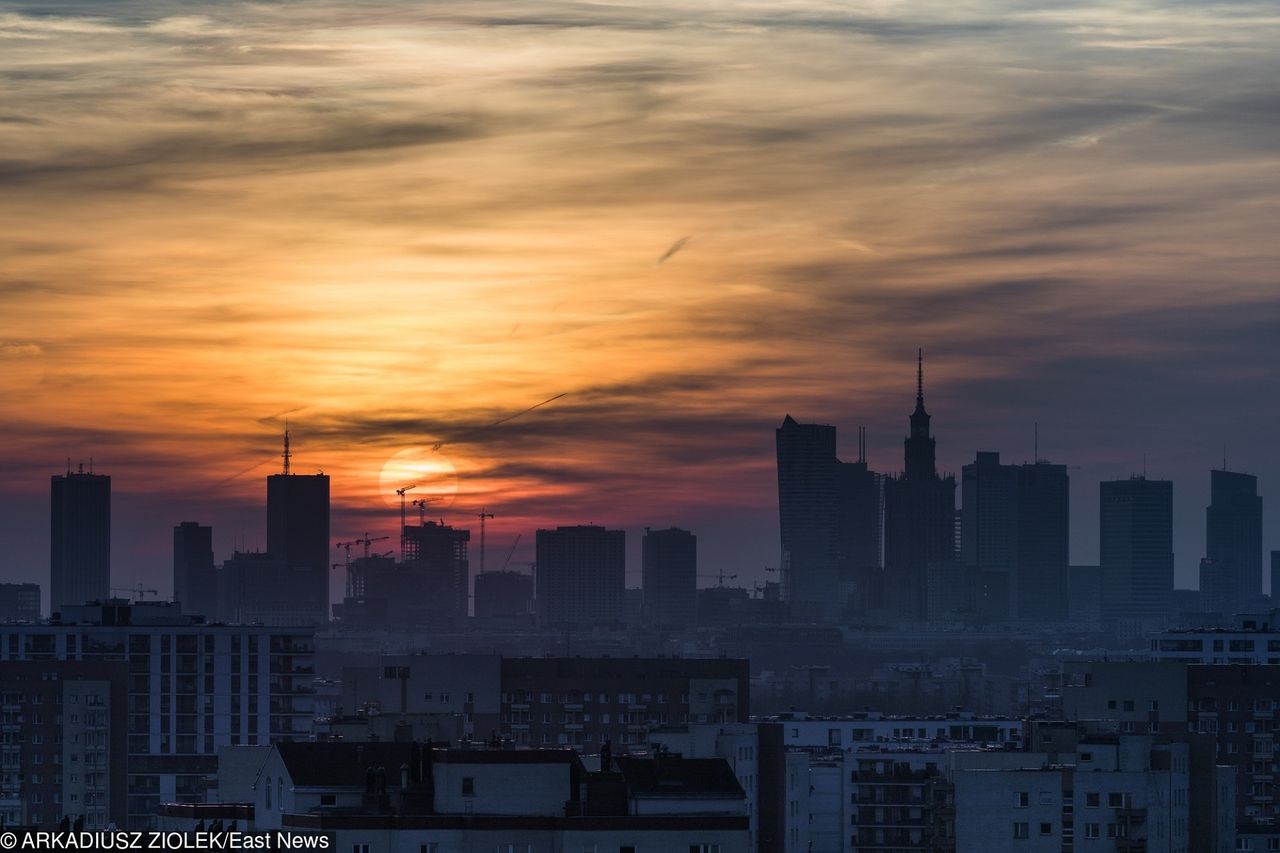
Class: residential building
50,465,110,614
534,526,625,628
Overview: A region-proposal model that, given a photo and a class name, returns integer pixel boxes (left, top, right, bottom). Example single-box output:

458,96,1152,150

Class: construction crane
411,496,442,525
395,485,416,559
475,508,495,575
112,585,159,601
498,533,522,573
355,534,389,559
697,569,738,588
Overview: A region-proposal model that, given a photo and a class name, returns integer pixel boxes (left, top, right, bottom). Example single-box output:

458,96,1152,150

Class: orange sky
2,1,1279,603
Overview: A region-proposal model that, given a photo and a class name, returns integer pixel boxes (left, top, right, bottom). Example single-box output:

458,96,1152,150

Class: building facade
534,526,625,628
50,467,110,614
641,527,697,628
1100,476,1174,623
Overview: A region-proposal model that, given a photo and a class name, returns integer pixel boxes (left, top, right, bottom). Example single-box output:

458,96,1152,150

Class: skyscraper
50,464,111,612
837,432,883,612
642,527,697,627
883,352,957,620
776,416,840,613
1100,476,1173,622
173,521,215,616
960,452,1070,621
535,525,625,627
265,430,330,624
1199,468,1262,616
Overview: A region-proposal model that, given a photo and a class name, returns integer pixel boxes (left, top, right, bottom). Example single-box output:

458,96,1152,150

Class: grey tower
173,521,215,616
50,465,110,613
642,527,697,627
535,525,625,627
1200,468,1262,616
1100,476,1173,622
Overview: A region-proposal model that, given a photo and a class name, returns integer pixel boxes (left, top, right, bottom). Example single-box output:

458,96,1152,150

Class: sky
1,0,1278,609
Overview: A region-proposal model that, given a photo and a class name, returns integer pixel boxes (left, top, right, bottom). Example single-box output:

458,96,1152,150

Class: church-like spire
904,348,936,479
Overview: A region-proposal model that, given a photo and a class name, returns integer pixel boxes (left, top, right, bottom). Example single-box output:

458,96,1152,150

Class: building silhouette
0,582,41,622
402,520,471,621
960,452,1069,621
474,569,534,620
642,527,697,627
1199,468,1262,616
50,463,111,613
535,525,624,627
837,434,883,613
172,521,215,616
1272,551,1280,601
883,352,956,620
265,432,330,624
1100,476,1173,622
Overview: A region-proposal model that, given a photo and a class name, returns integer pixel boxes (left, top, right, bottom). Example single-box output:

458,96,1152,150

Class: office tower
50,464,111,612
535,525,624,627
265,431,330,623
642,527,697,627
1100,476,1174,622
402,520,470,620
474,570,534,620
1199,469,1262,616
0,582,41,621
776,416,840,614
172,521,215,615
1272,551,1280,600
837,433,883,611
961,452,1069,621
883,352,957,620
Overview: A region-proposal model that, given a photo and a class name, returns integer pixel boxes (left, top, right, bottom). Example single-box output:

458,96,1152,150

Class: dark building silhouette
265,433,330,624
1100,476,1174,622
1272,551,1280,600
535,525,625,627
776,416,840,614
775,417,881,618
1199,468,1262,616
961,452,1069,621
172,521,215,616
474,570,534,620
883,352,956,620
0,582,41,622
402,520,470,621
641,527,697,627
50,464,111,613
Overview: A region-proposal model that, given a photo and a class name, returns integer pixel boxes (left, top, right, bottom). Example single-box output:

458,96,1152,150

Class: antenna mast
282,420,292,475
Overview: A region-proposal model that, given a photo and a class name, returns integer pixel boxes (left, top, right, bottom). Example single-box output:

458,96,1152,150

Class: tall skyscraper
641,527,697,627
1272,551,1280,601
173,521,215,615
50,464,111,612
265,430,330,624
776,418,881,617
1100,476,1173,622
776,416,840,613
883,352,956,620
960,452,1070,621
535,525,624,627
1199,468,1262,616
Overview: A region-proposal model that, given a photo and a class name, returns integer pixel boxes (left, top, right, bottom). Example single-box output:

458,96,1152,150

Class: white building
766,710,1023,751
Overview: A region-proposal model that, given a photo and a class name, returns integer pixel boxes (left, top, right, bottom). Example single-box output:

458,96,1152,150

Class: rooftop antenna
858,426,866,464
916,348,924,402
282,420,291,475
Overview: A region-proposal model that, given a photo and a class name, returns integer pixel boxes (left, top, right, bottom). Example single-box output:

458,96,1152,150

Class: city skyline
2,0,1279,598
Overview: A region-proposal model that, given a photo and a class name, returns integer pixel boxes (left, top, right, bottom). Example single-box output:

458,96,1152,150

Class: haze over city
2,0,1278,600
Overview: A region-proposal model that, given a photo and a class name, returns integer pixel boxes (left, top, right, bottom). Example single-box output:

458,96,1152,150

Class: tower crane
475,509,495,575
697,569,738,588
411,496,441,525
112,585,159,601
396,485,416,559
499,533,522,573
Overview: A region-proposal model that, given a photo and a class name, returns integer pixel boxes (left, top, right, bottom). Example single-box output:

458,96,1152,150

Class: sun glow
377,446,460,512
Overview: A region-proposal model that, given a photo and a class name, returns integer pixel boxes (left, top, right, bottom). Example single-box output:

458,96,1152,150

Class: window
1108,793,1125,808
1014,792,1029,808
689,846,720,853
1085,823,1100,839
419,845,439,853
321,795,335,806
462,777,475,797
352,846,370,853
1013,822,1029,839
1086,792,1099,807
1080,752,1092,762
1039,822,1052,835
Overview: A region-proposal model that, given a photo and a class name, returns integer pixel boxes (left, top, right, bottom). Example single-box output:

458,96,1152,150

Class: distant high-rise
776,416,840,613
402,520,470,620
837,433,883,610
1272,551,1280,601
1100,476,1173,622
961,452,1069,621
641,527,697,627
50,464,111,612
535,525,624,627
1199,468,1262,616
883,352,956,620
474,570,534,620
172,521,215,616
265,429,330,624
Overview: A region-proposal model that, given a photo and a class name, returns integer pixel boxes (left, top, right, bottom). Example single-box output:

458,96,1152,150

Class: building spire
916,348,924,404
282,420,291,475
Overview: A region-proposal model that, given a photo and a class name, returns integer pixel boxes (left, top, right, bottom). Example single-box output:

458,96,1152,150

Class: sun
377,446,460,512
